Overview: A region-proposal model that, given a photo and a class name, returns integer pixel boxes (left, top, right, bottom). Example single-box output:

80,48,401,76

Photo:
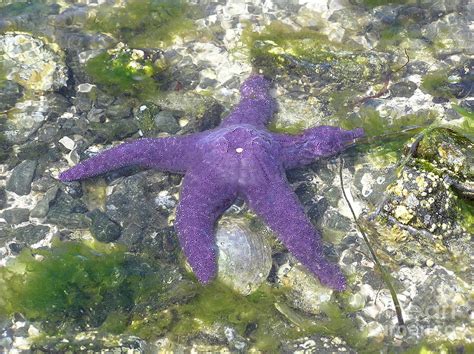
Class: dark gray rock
88,209,122,242
6,160,37,195
106,99,132,120
134,103,181,136
89,119,139,144
106,171,179,258
37,123,60,143
87,107,106,123
0,224,49,249
154,111,180,134
0,187,6,209
2,208,30,225
46,190,89,228
0,80,23,112
391,81,417,97
31,186,59,218
180,100,224,134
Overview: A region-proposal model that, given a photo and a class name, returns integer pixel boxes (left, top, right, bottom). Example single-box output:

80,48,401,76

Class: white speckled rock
279,264,334,314
0,33,67,91
216,216,272,295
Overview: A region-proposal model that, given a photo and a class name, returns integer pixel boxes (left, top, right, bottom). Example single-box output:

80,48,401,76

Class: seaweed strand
338,157,405,329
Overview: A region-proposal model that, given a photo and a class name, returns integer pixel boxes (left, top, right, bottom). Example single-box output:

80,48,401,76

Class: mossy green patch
420,70,457,100
242,21,387,81
359,0,410,8
452,104,474,140
267,120,306,135
86,0,194,47
0,241,377,351
85,48,169,99
341,108,436,138
456,196,474,234
0,239,168,335
415,127,473,179
340,108,436,167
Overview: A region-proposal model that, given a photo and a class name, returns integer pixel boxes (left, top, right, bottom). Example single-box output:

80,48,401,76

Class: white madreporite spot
235,147,243,153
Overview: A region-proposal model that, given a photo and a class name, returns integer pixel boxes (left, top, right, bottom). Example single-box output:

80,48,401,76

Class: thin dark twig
393,48,410,74
339,157,405,328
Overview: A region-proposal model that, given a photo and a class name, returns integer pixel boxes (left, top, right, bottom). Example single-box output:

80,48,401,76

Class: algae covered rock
244,22,392,117
414,128,473,180
377,128,473,270
85,43,169,98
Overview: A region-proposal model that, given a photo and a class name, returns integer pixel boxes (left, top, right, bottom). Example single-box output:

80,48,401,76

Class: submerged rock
414,128,473,180
215,216,272,295
377,128,473,271
278,264,333,315
0,80,22,112
2,208,30,225
88,209,122,243
6,160,37,196
0,33,67,92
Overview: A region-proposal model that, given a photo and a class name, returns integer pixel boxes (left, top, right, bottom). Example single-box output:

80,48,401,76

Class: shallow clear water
0,0,472,352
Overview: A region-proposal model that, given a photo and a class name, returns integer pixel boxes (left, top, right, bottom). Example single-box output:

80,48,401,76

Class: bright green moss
267,120,306,135
0,239,381,351
341,108,436,167
359,0,410,7
456,197,474,234
452,104,474,140
242,22,369,78
86,0,194,47
157,282,286,351
341,108,436,138
420,70,455,99
0,239,167,334
85,49,168,98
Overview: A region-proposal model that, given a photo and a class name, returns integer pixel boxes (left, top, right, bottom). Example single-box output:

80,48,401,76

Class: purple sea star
60,75,364,291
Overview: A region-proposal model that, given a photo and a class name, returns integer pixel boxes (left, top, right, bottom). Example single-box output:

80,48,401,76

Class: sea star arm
175,168,238,283
274,126,365,169
242,166,346,290
59,135,202,181
220,75,277,128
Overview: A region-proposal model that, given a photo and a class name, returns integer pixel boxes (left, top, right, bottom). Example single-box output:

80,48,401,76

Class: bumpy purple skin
60,75,364,291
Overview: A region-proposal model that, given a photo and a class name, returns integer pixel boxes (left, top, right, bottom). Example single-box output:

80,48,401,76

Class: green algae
242,22,386,82
0,239,168,335
341,108,435,138
340,108,436,167
452,104,474,140
267,120,306,135
455,196,474,234
0,238,378,351
85,48,169,99
414,128,473,179
86,0,193,47
359,0,410,7
420,70,456,100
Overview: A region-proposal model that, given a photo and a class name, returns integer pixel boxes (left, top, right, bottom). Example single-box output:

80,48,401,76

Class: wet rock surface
0,0,472,352
5,160,37,196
